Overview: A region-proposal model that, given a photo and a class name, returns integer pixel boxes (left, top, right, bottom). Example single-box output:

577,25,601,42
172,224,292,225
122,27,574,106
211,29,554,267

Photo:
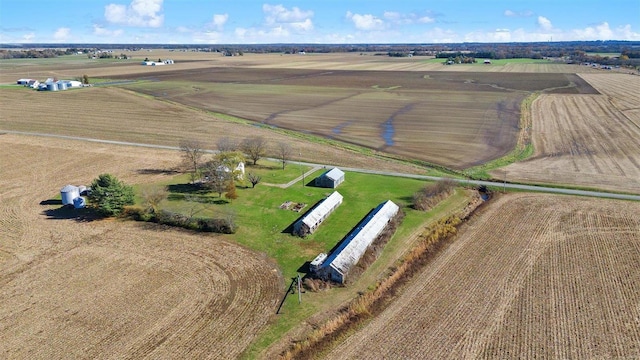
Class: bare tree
141,186,168,213
247,172,262,188
203,159,232,197
217,137,238,152
275,141,293,170
241,136,268,165
216,151,246,179
179,139,206,183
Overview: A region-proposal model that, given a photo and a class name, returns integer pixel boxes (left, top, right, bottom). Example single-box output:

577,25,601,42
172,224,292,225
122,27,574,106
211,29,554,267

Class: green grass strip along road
3,129,639,202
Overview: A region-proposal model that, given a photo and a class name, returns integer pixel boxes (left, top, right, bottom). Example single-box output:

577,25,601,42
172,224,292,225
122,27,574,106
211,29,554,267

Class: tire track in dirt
325,194,640,360
0,135,283,359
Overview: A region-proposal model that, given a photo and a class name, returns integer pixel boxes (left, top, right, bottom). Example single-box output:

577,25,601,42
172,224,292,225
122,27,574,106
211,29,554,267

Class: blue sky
1,0,638,44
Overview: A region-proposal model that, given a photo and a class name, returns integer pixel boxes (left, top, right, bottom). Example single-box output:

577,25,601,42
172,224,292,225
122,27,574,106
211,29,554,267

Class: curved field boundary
498,73,640,194
0,134,282,359
326,193,640,359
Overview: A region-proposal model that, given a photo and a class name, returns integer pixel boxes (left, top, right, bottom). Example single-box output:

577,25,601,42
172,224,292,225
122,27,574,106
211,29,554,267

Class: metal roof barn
315,168,345,188
294,191,343,237
314,200,399,283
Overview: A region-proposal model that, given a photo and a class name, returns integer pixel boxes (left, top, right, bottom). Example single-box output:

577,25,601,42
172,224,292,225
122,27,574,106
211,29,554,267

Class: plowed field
0,134,282,359
498,73,640,193
326,193,640,359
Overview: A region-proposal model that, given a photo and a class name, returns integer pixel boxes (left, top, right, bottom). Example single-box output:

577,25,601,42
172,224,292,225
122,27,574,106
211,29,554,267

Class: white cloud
192,30,223,44
537,16,553,31
263,4,313,24
382,11,434,25
212,14,229,30
233,26,293,43
291,18,314,32
53,27,71,41
259,4,314,33
93,24,124,37
105,0,164,28
346,11,385,31
418,16,435,24
23,32,35,42
505,10,533,17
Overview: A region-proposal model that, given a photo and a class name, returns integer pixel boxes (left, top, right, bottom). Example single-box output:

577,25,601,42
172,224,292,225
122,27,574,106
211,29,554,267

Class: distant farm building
293,191,343,237
16,78,41,88
141,59,174,66
483,59,492,64
315,168,345,188
310,200,400,283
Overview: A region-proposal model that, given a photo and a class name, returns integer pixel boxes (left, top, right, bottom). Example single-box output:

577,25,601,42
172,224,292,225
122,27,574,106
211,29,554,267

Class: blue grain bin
73,197,86,209
46,82,58,91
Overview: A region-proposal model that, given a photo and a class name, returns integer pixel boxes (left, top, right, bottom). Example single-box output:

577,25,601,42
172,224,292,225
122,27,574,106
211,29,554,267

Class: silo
73,197,86,209
60,185,80,205
57,82,68,90
46,82,58,91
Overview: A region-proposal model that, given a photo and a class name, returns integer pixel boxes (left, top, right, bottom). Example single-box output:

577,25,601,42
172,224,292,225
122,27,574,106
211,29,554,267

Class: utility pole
297,274,302,304
503,170,507,193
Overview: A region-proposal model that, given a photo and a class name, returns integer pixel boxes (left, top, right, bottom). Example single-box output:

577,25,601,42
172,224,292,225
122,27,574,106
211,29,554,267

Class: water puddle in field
382,104,414,146
332,121,353,134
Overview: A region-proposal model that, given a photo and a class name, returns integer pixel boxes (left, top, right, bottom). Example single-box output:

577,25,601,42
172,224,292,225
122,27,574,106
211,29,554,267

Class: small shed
315,168,345,188
293,191,343,236
484,59,492,64
16,78,33,85
60,185,80,205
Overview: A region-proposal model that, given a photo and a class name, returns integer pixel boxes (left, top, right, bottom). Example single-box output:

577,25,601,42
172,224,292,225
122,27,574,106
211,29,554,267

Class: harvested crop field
326,193,640,359
498,72,640,194
115,69,596,169
0,87,424,175
0,134,282,359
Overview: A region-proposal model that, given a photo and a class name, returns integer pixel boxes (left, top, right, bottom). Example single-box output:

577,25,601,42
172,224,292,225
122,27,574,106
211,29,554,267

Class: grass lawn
135,161,475,359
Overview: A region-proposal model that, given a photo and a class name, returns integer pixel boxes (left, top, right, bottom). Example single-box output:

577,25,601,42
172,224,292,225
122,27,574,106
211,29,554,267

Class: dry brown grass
0,134,282,359
325,193,640,359
497,72,640,193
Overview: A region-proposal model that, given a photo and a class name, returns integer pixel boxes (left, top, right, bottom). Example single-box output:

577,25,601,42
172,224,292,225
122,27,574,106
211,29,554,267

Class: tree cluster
412,179,457,211
88,173,135,216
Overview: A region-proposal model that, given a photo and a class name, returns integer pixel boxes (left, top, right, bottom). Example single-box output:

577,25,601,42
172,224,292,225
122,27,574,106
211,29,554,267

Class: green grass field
135,160,471,358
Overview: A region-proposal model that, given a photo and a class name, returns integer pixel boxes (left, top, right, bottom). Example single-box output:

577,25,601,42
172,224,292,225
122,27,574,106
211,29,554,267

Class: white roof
324,168,344,181
60,184,78,192
324,200,399,276
300,191,343,228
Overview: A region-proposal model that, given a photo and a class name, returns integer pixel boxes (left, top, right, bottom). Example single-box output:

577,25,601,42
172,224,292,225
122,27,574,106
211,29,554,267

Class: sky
0,0,639,44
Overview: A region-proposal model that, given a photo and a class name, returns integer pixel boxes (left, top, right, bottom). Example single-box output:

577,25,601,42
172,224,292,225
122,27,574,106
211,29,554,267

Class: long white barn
294,191,343,237
311,200,399,283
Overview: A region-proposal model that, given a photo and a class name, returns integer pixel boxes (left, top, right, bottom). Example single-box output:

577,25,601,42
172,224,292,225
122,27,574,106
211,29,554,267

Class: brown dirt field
113,69,595,169
0,134,282,359
0,87,426,175
1,53,600,170
325,193,640,359
497,72,640,194
0,52,604,85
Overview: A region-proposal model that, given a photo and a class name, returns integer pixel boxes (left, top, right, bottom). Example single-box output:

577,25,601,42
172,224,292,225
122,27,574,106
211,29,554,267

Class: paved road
3,130,639,202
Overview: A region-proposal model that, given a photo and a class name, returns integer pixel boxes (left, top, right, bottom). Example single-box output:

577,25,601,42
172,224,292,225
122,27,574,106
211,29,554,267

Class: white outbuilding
311,200,400,283
294,191,343,237
315,168,345,188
